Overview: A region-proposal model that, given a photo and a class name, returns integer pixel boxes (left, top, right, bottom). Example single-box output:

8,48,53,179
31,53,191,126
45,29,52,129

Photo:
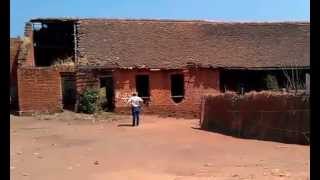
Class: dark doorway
100,76,115,111
171,74,184,103
219,69,309,93
136,75,150,104
61,74,76,110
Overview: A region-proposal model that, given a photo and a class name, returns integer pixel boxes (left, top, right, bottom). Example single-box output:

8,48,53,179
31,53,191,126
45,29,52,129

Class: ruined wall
10,38,22,82
114,68,220,118
200,92,310,144
75,68,112,94
76,69,100,94
17,67,74,115
18,23,35,67
10,38,22,109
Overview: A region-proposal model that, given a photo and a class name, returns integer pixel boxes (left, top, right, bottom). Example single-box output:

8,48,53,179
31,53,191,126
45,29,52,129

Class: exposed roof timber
30,17,79,23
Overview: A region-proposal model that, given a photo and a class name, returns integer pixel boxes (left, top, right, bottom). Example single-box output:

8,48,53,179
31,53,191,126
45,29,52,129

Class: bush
264,74,279,90
78,89,99,114
96,87,108,111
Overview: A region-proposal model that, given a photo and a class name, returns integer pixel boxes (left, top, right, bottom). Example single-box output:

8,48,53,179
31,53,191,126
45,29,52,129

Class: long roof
33,18,310,69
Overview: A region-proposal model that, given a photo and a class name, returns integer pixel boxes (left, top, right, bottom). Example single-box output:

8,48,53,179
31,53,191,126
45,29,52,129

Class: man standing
127,92,144,126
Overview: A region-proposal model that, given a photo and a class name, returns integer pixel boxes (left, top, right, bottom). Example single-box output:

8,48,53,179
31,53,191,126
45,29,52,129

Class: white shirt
127,96,144,107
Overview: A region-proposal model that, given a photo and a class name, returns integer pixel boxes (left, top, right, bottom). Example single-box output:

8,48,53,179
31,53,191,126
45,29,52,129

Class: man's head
132,92,137,96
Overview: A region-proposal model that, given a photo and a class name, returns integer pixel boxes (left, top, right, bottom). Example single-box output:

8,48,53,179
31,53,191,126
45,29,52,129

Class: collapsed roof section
30,18,78,66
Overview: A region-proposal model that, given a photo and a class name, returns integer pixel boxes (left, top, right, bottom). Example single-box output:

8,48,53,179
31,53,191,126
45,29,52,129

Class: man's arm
127,97,132,104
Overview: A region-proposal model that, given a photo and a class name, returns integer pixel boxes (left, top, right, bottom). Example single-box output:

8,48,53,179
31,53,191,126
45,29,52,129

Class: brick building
11,18,310,117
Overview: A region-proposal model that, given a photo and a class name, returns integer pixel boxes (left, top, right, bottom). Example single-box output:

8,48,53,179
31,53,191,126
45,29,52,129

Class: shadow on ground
117,123,133,127
191,126,309,145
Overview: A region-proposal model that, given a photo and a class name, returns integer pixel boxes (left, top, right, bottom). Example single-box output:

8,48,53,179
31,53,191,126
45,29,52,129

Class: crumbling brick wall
114,68,220,118
18,23,35,67
10,38,22,81
74,68,220,117
76,69,100,94
17,67,64,114
10,38,22,109
200,92,310,144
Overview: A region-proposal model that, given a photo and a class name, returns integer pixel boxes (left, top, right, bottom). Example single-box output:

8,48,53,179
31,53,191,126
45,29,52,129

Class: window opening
136,75,150,104
171,74,184,103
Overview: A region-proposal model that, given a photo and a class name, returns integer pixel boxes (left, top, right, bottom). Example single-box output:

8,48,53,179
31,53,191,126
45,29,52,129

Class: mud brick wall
114,68,220,118
200,92,310,144
17,67,63,114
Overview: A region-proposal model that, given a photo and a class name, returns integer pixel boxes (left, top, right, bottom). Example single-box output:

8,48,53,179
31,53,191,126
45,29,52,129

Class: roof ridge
29,17,309,24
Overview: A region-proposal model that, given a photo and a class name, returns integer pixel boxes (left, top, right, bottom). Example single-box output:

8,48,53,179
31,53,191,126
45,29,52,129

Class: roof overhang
30,18,79,23
221,66,310,70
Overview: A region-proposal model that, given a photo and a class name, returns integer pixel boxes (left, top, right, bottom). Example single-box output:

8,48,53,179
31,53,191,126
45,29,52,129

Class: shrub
264,74,279,90
78,89,99,114
96,87,108,111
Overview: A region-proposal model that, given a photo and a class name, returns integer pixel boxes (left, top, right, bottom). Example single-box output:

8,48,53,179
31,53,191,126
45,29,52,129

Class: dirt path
10,111,309,180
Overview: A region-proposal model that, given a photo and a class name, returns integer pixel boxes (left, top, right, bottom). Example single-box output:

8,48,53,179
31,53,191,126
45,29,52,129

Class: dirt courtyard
10,111,309,180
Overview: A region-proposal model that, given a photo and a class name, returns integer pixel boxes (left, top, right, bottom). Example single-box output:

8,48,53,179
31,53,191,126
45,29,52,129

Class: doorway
61,73,76,110
100,76,115,111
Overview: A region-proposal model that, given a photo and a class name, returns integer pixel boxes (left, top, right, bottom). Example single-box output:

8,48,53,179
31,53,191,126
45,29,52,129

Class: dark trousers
131,107,141,126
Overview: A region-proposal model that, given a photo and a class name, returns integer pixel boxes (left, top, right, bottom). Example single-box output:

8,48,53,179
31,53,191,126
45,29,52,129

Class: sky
10,0,310,37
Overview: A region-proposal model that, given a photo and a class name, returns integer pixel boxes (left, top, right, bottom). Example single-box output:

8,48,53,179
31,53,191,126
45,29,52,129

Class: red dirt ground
10,111,309,180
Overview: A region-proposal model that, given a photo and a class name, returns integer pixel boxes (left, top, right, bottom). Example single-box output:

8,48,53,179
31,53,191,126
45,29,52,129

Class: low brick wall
200,92,310,144
17,66,75,115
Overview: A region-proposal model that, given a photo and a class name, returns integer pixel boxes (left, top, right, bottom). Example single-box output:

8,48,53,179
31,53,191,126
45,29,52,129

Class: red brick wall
200,92,310,144
74,68,220,117
17,67,63,114
113,68,220,118
76,69,100,94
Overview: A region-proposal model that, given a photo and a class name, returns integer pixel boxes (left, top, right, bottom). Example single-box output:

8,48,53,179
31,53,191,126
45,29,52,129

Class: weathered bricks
76,68,220,118
17,67,64,114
